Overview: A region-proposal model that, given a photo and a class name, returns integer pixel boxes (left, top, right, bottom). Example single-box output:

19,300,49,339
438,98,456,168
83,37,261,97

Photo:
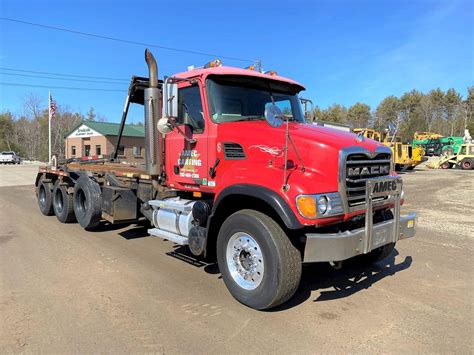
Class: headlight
316,195,328,214
296,192,344,219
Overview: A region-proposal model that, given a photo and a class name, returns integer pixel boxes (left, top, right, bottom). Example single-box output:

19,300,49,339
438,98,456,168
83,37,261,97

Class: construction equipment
413,133,465,156
427,143,474,170
413,131,443,141
353,128,425,171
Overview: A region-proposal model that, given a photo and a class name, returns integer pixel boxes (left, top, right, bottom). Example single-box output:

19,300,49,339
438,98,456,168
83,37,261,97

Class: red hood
217,121,386,194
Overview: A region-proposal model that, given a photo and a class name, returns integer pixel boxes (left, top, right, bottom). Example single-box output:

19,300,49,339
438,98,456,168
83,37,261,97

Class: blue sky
0,0,472,122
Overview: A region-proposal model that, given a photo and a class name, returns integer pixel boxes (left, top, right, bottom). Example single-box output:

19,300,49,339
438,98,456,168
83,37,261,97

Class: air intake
223,143,246,160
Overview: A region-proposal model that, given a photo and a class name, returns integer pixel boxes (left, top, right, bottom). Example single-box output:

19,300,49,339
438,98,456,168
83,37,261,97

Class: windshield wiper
230,116,265,122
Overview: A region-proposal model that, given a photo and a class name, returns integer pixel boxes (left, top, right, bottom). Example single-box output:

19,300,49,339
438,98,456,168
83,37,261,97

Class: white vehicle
0,151,21,164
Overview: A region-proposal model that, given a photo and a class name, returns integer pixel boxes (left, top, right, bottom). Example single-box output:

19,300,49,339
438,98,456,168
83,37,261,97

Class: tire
441,162,451,169
461,159,473,170
216,209,302,310
361,243,396,265
73,176,102,230
37,176,54,216
359,210,396,265
53,182,76,223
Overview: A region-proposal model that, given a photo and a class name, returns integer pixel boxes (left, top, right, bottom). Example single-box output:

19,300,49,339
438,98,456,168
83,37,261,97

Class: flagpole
48,91,51,164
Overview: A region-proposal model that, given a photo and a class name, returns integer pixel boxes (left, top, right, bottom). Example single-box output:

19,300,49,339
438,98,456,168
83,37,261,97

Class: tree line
312,86,474,142
0,94,104,161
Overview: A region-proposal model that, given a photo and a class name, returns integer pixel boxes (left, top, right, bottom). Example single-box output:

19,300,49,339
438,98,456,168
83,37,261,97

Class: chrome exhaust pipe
144,49,162,176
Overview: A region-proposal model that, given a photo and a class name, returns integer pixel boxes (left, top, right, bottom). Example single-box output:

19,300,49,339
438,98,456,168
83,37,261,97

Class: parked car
0,151,21,164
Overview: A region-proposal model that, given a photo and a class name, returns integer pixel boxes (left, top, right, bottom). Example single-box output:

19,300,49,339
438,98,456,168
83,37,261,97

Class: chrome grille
345,153,391,207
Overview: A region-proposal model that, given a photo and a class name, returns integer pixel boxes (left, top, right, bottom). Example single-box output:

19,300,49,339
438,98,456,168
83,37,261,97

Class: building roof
67,121,145,138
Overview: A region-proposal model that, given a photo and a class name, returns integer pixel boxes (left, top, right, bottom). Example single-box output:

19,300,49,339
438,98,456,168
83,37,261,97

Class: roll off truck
35,50,417,310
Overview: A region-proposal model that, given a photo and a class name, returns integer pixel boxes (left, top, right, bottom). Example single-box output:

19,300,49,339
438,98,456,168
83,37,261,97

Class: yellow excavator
353,128,426,171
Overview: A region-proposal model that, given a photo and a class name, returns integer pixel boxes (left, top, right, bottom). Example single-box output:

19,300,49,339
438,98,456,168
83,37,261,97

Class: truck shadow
113,225,413,311
270,249,413,311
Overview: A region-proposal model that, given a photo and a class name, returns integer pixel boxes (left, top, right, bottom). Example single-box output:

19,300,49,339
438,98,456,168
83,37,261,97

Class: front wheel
217,210,302,310
360,242,396,265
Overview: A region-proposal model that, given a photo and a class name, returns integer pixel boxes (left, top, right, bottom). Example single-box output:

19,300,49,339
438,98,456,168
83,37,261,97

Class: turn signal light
296,196,317,218
204,59,223,68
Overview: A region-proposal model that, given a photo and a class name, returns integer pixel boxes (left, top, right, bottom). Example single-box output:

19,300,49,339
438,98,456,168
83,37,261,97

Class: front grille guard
363,177,402,253
338,146,394,214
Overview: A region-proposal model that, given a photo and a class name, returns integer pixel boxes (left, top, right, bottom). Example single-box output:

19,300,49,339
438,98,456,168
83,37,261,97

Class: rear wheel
461,159,472,170
37,176,54,216
53,182,76,223
217,209,302,310
73,176,102,230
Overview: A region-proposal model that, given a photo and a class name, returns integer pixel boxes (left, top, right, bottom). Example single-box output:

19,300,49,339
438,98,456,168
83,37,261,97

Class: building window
71,146,76,156
117,145,125,156
133,146,142,156
96,145,101,156
84,145,91,157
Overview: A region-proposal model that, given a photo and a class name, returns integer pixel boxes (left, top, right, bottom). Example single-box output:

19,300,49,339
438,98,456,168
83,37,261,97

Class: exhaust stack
144,49,162,176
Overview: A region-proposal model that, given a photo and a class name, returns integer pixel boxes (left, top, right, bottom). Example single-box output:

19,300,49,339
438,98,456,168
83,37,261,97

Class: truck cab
35,50,417,310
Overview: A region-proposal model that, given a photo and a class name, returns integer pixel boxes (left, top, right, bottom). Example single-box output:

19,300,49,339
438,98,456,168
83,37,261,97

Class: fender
210,184,303,230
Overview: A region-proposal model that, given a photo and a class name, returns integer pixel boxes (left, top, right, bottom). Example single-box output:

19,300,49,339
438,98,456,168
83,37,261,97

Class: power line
0,71,129,85
0,67,129,81
0,82,126,92
0,17,254,63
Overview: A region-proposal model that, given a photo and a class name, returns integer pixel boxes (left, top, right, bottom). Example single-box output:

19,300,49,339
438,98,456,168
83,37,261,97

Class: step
148,228,189,245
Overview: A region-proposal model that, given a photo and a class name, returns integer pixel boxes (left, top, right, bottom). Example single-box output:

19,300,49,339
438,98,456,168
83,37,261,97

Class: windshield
207,76,305,123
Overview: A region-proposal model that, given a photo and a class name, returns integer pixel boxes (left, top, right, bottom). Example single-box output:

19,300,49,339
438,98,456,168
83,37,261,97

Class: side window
177,86,204,133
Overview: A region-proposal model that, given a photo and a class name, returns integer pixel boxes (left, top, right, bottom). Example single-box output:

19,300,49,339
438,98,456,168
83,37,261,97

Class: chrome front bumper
303,177,417,263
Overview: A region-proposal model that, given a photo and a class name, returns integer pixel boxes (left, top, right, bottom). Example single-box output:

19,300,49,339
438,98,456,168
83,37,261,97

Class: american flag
49,93,56,117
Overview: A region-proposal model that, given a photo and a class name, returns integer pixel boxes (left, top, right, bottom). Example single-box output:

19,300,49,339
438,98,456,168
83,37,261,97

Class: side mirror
299,97,314,121
264,104,284,128
163,82,178,118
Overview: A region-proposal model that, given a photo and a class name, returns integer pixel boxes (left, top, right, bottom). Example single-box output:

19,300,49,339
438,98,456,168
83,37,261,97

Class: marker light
264,70,277,76
245,65,256,71
204,59,223,68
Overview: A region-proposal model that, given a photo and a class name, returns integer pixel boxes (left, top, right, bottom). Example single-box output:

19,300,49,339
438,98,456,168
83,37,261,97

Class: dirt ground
0,164,472,353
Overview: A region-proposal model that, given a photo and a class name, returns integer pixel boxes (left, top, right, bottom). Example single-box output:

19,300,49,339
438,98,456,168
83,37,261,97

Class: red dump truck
35,50,417,310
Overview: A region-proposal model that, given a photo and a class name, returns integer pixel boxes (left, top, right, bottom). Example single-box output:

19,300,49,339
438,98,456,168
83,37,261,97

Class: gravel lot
0,163,472,353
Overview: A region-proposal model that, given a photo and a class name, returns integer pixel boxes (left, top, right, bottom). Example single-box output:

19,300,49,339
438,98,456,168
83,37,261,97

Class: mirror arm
167,118,197,144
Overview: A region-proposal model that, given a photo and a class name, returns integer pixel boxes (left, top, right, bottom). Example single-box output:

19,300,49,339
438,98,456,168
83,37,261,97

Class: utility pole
48,91,51,164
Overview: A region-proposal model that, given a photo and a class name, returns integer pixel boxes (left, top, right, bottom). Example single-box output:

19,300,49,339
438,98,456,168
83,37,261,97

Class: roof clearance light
204,59,222,68
264,70,277,76
245,65,255,71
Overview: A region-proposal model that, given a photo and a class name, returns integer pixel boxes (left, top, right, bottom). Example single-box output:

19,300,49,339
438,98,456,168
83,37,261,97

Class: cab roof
172,65,306,92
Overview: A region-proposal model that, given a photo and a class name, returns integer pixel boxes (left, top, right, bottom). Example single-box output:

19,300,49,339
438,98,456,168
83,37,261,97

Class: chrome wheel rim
226,232,264,290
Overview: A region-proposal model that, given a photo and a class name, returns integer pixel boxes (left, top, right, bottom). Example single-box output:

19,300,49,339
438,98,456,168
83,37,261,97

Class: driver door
165,83,209,189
